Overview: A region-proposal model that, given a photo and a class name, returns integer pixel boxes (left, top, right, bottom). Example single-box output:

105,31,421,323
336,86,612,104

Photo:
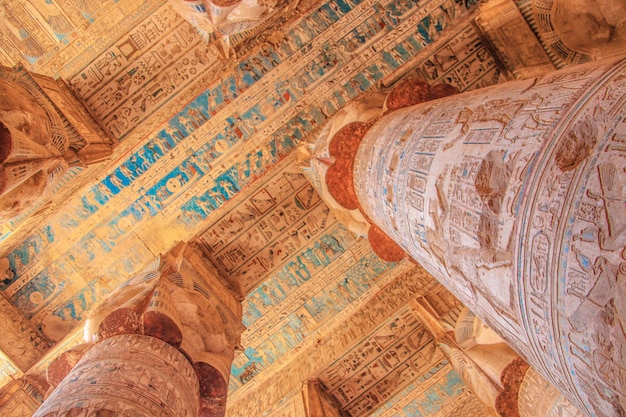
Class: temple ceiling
0,0,512,414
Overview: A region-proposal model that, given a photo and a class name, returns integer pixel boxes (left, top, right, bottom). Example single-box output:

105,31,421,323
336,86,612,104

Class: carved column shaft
326,58,626,416
34,334,200,417
32,242,243,417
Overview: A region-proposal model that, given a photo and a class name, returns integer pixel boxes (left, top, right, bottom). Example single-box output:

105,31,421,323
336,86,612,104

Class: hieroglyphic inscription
320,308,441,416
0,0,158,70
519,60,626,416
229,237,394,390
353,56,626,416
227,264,440,414
66,4,216,139
1,0,495,349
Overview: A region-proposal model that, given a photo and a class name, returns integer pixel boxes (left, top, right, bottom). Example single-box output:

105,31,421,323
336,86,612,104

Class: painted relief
0,0,162,69
0,379,43,417
0,3,503,415
370,365,491,417
3,0,617,415
229,230,395,389
0,3,50,64
65,4,218,139
61,0,491,140
521,61,626,416
227,264,442,415
0,0,496,354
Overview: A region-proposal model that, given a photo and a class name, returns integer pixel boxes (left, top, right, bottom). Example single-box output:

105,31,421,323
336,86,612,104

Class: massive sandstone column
309,57,626,416
33,241,244,417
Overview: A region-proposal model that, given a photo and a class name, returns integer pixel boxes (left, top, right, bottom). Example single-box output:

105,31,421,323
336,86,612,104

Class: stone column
32,241,244,417
311,57,626,416
36,334,200,417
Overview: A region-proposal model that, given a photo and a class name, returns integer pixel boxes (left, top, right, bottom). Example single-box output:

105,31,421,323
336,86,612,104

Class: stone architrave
0,378,44,417
314,57,626,416
32,241,244,417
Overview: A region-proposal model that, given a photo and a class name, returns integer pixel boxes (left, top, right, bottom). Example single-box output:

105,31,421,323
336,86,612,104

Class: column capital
37,240,244,417
0,64,113,225
495,357,531,417
307,79,457,262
